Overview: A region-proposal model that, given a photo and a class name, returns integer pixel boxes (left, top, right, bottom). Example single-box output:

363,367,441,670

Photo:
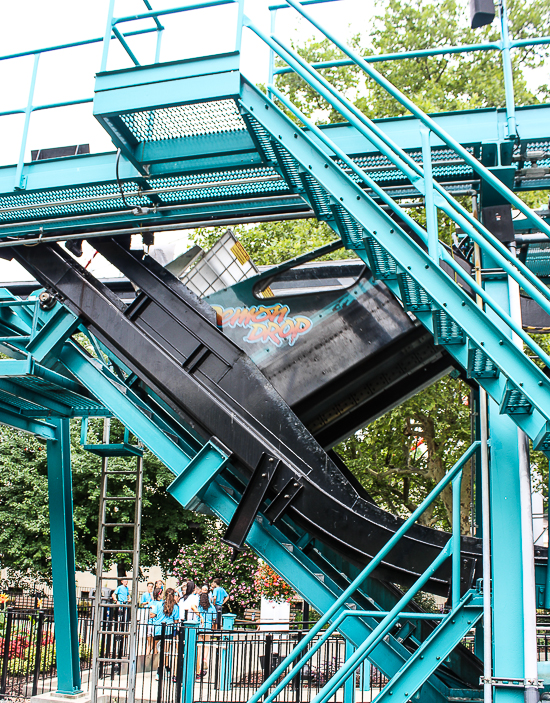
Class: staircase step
433,309,465,345
333,205,363,249
398,273,432,312
467,342,500,379
301,173,332,219
534,421,550,452
500,380,533,416
363,236,398,280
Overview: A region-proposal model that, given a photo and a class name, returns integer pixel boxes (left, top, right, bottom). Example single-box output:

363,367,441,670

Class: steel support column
46,417,82,695
484,271,525,703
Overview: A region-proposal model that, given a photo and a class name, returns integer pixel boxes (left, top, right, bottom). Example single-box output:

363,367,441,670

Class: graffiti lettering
211,304,312,347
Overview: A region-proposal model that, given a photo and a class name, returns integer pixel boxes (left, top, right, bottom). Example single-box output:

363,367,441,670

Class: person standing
198,585,216,630
211,578,229,629
140,583,155,654
113,579,130,625
180,582,200,622
149,587,179,681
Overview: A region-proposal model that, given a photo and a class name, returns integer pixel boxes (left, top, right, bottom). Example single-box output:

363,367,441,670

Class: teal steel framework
0,1,550,703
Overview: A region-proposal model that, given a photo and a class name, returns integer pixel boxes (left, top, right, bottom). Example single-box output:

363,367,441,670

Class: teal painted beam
0,403,56,439
167,440,229,509
59,342,198,473
46,418,82,695
488,400,525,703
25,305,79,364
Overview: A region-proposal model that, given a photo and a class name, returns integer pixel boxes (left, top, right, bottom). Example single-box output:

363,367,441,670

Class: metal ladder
88,418,144,703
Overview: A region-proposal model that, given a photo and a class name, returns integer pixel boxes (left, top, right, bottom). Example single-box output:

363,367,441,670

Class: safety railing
247,441,479,703
242,0,550,381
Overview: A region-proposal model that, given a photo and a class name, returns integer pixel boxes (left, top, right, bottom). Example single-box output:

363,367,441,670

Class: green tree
336,376,473,531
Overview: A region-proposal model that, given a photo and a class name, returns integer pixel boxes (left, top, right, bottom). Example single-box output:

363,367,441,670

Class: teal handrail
312,543,453,703
247,442,478,703
273,37,549,74
280,0,550,238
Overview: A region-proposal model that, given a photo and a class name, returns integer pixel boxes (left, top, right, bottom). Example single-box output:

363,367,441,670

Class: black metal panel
12,240,536,597
223,453,280,550
207,261,453,448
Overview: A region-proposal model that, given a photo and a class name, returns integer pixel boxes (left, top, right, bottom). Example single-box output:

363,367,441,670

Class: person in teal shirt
140,582,155,654
211,578,229,629
113,579,129,604
149,587,179,680
198,585,216,630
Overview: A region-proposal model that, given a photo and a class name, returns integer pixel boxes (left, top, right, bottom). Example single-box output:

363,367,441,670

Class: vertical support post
100,0,117,72
479,388,492,703
420,128,438,259
498,0,517,139
32,610,45,697
344,640,355,703
47,417,82,695
14,53,39,191
508,243,539,702
182,621,198,703
358,657,371,695
154,29,164,63
452,470,463,611
234,0,245,53
218,615,235,692
487,403,525,703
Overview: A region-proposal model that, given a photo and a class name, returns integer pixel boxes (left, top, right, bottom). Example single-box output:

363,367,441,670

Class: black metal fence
2,610,549,703
0,611,380,703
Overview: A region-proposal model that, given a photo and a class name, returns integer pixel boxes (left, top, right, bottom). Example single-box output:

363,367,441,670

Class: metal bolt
38,291,56,310
262,473,267,477
284,494,290,499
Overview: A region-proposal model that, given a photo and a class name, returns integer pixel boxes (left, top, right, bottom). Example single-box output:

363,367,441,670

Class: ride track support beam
46,417,82,695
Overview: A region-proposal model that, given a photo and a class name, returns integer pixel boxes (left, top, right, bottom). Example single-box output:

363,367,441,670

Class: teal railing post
235,0,245,52
358,657,370,694
420,128,438,260
14,52,39,191
46,417,82,695
219,614,236,691
498,0,517,139
452,469,463,611
268,9,277,100
344,640,355,703
100,0,116,72
182,621,199,703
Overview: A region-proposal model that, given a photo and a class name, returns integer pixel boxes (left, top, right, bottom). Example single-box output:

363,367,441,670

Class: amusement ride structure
0,1,550,703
